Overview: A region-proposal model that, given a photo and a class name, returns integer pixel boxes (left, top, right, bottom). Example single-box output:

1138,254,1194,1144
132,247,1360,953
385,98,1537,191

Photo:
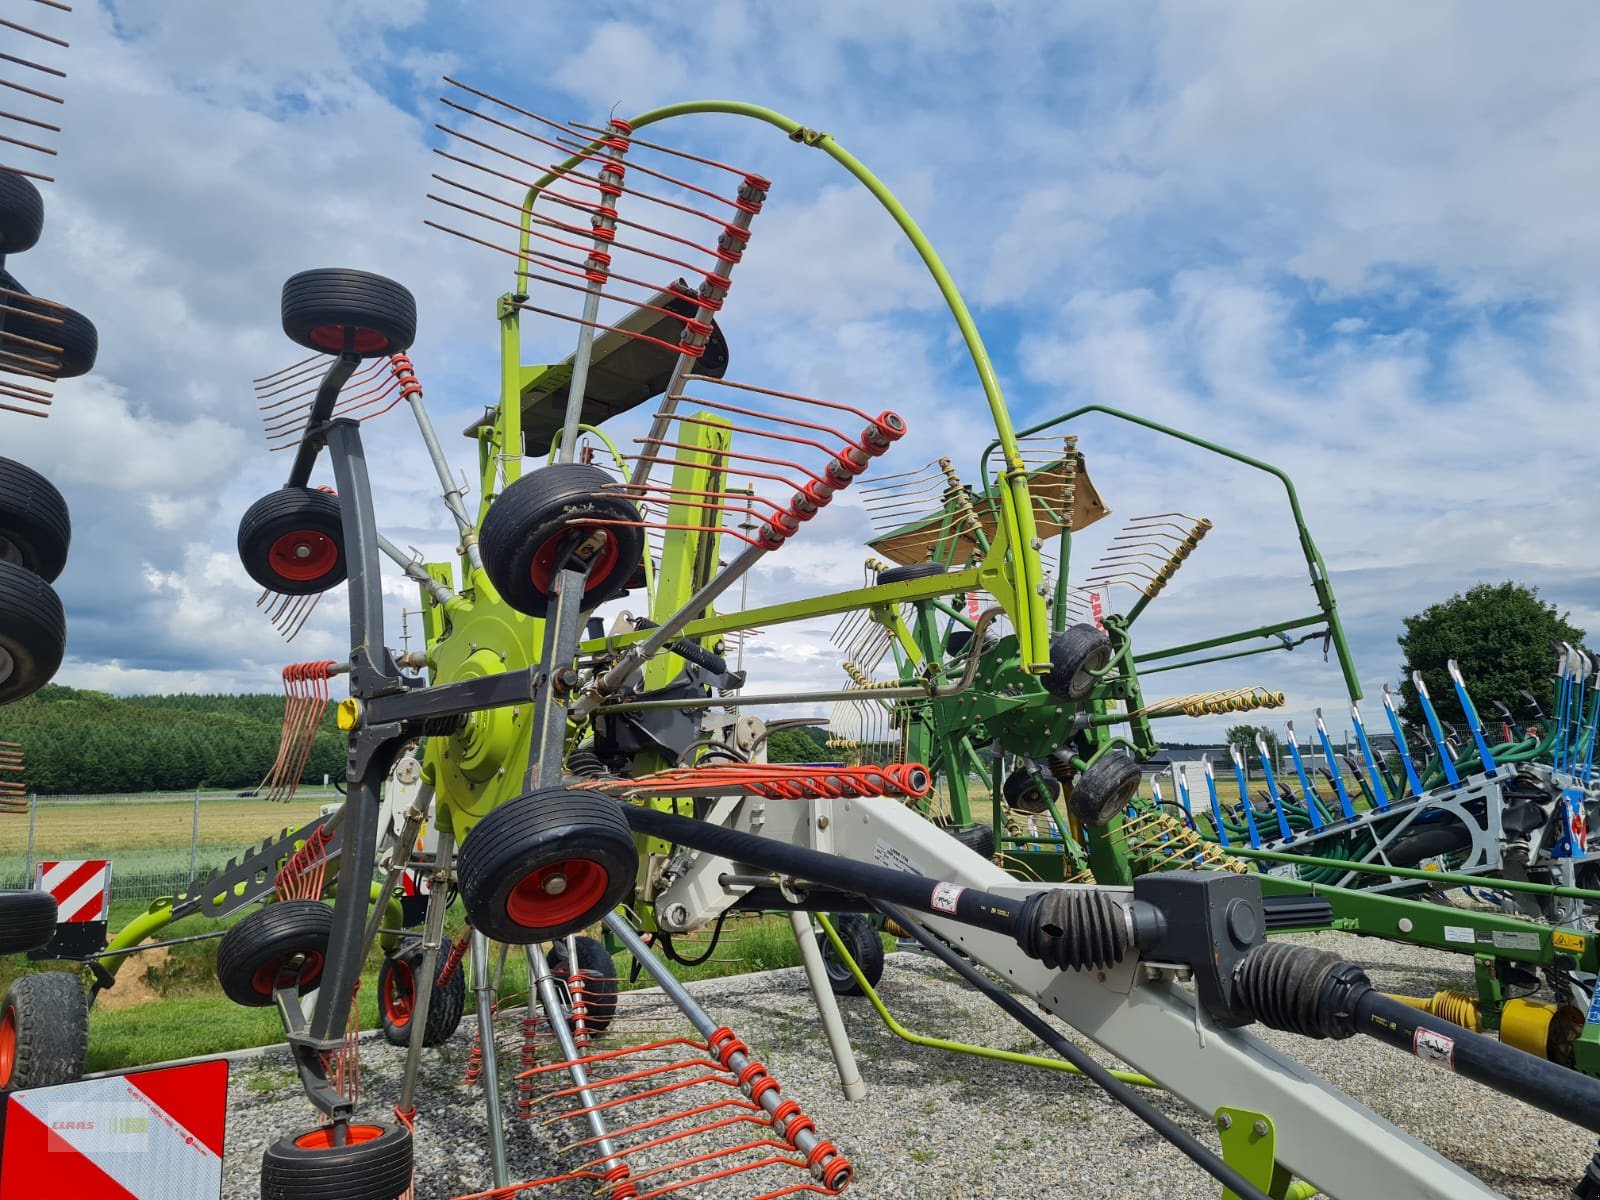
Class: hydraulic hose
878,901,1274,1200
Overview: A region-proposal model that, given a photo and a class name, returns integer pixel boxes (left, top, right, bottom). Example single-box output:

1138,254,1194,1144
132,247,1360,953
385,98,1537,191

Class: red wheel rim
251,951,325,997
528,527,622,595
505,858,610,930
308,325,389,354
382,959,416,1029
268,530,339,582
0,1010,15,1089
293,1124,386,1151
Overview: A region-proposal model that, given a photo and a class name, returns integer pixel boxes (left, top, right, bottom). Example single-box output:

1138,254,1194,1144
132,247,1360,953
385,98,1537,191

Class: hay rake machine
1179,650,1600,920
814,383,1600,1084
206,81,1600,1200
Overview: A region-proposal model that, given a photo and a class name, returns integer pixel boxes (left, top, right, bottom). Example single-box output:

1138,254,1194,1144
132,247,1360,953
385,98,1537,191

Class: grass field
0,793,336,892
0,769,1264,1070
0,904,825,1072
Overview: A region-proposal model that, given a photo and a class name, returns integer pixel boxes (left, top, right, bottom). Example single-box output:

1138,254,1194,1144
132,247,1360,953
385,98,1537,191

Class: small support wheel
0,294,98,379
479,463,645,618
547,935,619,1034
1043,623,1113,701
0,456,71,581
237,487,346,595
378,941,466,1047
0,890,58,956
0,972,88,1092
1001,766,1060,816
820,914,885,997
0,560,66,706
0,171,44,255
457,788,637,944
1068,752,1143,828
945,823,998,859
876,562,946,585
260,1121,413,1200
215,900,333,1008
280,268,417,359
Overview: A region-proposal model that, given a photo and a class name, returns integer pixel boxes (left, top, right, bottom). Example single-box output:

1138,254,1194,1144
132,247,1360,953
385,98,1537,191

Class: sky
3,0,1597,748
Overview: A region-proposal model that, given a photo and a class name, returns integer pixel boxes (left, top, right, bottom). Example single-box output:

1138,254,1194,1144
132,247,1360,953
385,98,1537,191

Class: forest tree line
0,685,344,795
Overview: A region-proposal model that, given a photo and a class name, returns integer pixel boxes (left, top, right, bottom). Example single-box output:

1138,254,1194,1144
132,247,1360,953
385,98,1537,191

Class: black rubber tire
1069,753,1143,828
0,172,42,256
0,456,70,582
215,900,334,1008
479,463,644,618
876,562,946,585
237,487,346,595
0,294,97,379
377,941,466,1047
1001,766,1061,816
0,559,66,706
945,823,997,859
458,788,637,944
260,1120,413,1200
0,890,57,956
280,268,416,359
0,972,88,1092
1043,623,1113,701
820,914,884,997
547,935,619,1035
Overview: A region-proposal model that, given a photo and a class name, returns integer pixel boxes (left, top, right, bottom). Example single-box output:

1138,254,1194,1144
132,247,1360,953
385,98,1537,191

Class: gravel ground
222,931,1594,1200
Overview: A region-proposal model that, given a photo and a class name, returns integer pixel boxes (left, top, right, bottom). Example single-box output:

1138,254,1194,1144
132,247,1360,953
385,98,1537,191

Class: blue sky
4,0,1596,745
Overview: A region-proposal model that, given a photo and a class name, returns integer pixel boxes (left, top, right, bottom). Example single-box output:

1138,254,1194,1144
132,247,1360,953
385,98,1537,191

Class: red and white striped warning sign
399,866,430,897
34,860,112,923
0,1058,228,1199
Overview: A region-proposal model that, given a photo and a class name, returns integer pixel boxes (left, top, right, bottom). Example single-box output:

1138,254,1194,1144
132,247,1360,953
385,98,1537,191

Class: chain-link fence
0,788,339,904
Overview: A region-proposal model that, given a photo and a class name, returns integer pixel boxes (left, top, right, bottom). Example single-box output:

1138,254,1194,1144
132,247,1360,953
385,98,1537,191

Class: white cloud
1,1,1592,765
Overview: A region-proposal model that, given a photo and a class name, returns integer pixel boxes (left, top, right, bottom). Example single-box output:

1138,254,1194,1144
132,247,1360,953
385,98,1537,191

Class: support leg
471,930,509,1188
787,911,866,1100
396,824,454,1119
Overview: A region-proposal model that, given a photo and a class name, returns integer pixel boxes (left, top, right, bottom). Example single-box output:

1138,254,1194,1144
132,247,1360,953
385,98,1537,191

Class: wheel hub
267,530,338,582
0,536,19,566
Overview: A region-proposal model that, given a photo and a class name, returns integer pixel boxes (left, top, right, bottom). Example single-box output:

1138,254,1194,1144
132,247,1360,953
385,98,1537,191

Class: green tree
1225,724,1277,759
1397,582,1585,726
766,728,825,764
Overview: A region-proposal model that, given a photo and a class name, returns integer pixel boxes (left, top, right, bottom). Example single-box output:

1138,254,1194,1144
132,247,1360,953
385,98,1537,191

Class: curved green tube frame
979,403,1360,700
814,914,1158,1088
505,100,1050,672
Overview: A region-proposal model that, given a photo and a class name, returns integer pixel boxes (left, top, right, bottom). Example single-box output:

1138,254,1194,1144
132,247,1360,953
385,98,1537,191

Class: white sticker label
1491,930,1540,952
873,840,923,876
1442,926,1475,945
930,882,964,914
1266,863,1300,879
1414,1027,1455,1071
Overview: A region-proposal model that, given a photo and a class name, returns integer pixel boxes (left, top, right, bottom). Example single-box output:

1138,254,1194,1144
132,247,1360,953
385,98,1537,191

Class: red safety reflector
0,1059,228,1199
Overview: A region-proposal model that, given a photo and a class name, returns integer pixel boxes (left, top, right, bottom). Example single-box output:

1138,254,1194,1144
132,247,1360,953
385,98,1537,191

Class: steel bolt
1216,1113,1232,1130
1252,1120,1269,1137
817,816,830,830
542,873,568,895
